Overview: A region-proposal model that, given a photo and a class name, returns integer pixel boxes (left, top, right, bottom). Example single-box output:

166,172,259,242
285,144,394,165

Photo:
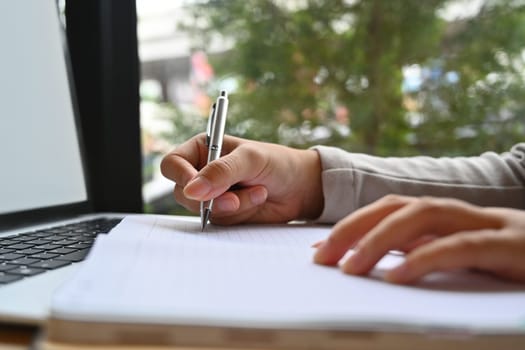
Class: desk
36,333,525,350
43,345,248,350
0,325,237,350
0,326,255,350
0,325,38,350
3,323,525,350
42,342,252,350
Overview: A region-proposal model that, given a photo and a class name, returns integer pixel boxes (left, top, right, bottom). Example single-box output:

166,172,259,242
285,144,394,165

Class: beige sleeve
312,143,525,223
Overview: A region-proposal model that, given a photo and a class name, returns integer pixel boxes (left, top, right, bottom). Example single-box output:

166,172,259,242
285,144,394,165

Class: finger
210,189,266,226
160,134,208,187
210,205,261,226
213,186,304,226
399,235,437,253
341,198,501,276
385,230,501,284
212,185,268,214
175,181,268,220
161,134,246,187
173,184,200,213
314,195,415,266
183,143,269,201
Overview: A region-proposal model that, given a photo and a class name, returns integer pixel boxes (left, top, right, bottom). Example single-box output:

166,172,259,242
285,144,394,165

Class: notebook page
52,215,525,333
109,215,329,247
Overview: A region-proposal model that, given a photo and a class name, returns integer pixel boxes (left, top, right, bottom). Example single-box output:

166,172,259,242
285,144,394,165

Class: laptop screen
0,1,87,215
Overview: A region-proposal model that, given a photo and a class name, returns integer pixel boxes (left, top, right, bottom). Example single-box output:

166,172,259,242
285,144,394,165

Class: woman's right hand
160,134,324,225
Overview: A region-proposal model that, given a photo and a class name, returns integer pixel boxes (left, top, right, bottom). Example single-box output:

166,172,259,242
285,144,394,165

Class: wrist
297,149,324,220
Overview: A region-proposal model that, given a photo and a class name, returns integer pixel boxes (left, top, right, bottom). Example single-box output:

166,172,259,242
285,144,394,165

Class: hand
160,133,324,225
314,194,525,284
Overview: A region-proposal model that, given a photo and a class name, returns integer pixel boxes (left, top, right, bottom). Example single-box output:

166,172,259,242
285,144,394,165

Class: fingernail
385,263,409,283
184,176,212,199
343,250,364,274
313,240,332,262
311,240,325,248
249,187,267,205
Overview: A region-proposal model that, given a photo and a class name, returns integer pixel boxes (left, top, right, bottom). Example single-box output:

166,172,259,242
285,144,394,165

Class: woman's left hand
314,194,525,284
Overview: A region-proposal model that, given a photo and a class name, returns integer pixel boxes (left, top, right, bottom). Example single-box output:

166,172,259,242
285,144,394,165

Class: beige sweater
313,143,525,223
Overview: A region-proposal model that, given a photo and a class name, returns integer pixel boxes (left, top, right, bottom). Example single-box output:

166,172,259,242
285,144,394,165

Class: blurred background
136,0,525,214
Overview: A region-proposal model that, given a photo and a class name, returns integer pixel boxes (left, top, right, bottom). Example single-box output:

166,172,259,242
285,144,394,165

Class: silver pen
201,90,229,231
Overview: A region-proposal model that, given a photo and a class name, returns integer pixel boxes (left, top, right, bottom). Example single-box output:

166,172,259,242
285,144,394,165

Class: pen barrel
205,103,216,146
207,92,228,163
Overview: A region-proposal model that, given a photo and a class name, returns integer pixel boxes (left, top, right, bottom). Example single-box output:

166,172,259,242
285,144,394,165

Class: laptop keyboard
0,218,121,285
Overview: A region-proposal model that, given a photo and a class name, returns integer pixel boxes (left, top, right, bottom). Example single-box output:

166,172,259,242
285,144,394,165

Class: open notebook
46,215,525,348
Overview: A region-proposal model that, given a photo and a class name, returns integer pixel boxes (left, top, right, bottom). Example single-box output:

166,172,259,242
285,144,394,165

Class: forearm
313,143,525,223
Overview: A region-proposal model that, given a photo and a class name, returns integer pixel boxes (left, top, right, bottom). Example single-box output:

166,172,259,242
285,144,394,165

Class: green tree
183,0,525,156
414,1,525,156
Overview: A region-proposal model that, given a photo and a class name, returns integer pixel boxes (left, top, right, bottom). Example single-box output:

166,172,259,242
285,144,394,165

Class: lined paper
52,215,525,334
110,215,329,247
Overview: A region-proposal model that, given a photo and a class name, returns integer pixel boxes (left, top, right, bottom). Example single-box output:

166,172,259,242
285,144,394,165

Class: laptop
0,1,128,324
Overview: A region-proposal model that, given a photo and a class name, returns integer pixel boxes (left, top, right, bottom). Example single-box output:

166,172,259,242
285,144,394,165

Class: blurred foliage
413,2,525,155
180,0,525,157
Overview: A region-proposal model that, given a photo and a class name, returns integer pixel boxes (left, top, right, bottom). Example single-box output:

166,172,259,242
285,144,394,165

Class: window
137,0,525,214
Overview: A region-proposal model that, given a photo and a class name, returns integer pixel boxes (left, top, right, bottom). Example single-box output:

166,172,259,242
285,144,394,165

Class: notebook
0,1,126,324
46,215,525,349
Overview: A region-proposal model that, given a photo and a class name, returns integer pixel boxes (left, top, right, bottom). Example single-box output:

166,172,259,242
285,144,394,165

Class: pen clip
208,91,228,159
206,103,216,147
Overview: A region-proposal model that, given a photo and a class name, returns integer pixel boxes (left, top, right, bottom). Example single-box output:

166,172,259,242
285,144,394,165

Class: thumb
183,146,266,201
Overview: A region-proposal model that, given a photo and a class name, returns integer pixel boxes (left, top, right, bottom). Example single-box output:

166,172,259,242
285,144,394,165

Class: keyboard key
9,257,39,266
66,243,91,250
30,252,59,260
55,248,90,262
24,238,53,246
49,247,77,255
7,243,35,250
0,253,24,260
0,264,17,272
0,273,22,284
35,243,62,250
0,240,20,247
72,229,87,233
46,228,71,234
17,248,44,255
29,231,56,238
10,235,35,242
31,260,70,270
55,234,85,242
81,233,98,238
44,236,75,243
56,231,85,237
9,266,46,277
